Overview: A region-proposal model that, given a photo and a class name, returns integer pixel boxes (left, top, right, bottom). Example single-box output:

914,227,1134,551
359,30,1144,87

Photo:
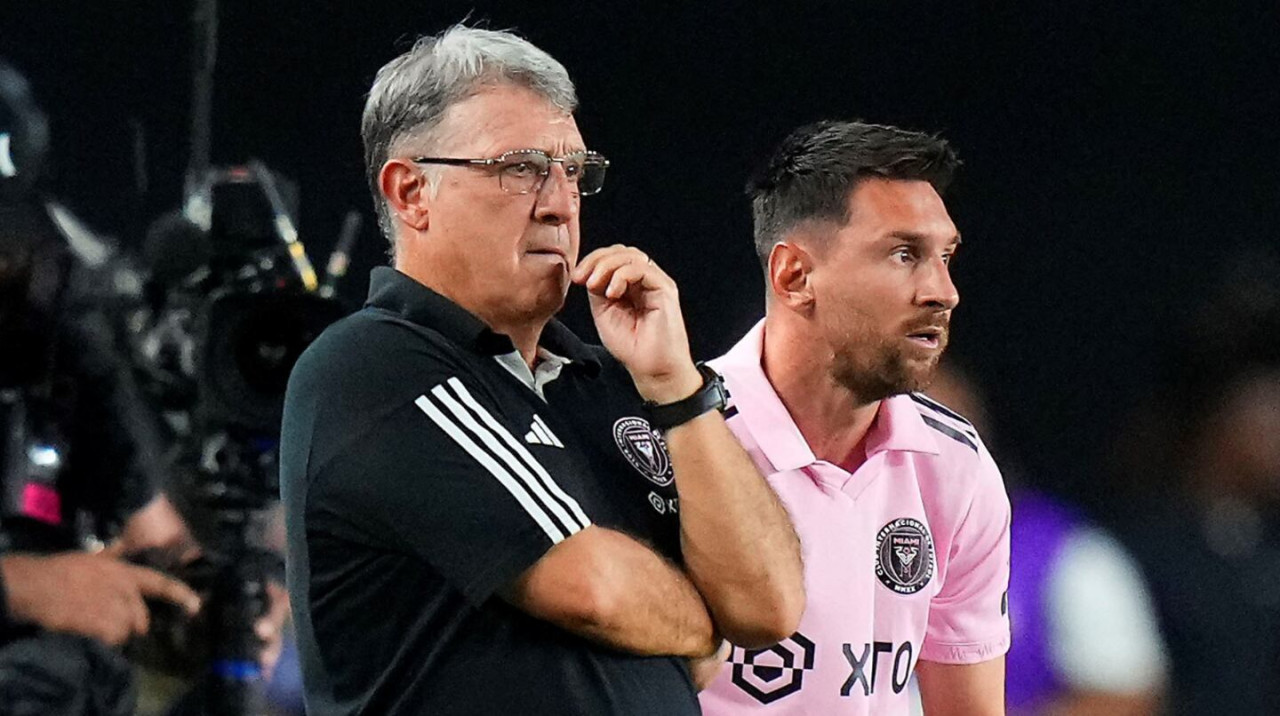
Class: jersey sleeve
299,345,593,608
920,442,1012,664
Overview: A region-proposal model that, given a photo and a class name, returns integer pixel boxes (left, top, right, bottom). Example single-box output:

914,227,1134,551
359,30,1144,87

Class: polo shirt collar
715,321,817,473
866,392,942,457
365,267,601,373
716,320,939,474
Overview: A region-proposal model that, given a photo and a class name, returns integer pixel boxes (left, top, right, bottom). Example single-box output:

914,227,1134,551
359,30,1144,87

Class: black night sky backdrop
2,1,1277,519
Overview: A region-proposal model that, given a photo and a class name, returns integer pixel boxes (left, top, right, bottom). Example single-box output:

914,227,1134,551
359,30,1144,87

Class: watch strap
644,363,728,431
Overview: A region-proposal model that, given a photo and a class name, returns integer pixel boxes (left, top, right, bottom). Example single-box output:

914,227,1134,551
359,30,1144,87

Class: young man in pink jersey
697,121,1010,715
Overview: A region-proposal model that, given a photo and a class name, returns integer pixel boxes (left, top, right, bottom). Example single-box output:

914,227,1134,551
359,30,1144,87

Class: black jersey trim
919,414,979,453
414,379,590,543
910,394,976,430
910,395,978,444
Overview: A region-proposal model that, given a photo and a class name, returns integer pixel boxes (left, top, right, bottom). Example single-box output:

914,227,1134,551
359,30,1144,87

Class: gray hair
361,25,578,247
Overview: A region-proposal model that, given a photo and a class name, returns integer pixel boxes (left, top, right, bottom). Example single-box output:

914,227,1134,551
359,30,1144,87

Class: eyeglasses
412,149,610,196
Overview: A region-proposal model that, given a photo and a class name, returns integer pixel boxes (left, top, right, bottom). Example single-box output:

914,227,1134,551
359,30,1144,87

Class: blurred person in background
0,61,204,715
927,364,1168,716
1115,253,1280,716
0,58,286,716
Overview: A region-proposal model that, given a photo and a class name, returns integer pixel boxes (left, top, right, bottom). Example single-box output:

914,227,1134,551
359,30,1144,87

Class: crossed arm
500,245,804,659
500,405,806,660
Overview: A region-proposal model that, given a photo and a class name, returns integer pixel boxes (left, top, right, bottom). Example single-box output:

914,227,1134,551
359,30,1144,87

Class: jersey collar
365,267,600,372
712,320,940,474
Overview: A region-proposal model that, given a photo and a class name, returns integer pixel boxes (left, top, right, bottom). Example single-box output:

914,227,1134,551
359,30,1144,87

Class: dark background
2,1,1277,518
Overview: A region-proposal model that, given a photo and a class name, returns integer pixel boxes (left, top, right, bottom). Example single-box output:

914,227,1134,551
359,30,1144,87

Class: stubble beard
830,329,947,404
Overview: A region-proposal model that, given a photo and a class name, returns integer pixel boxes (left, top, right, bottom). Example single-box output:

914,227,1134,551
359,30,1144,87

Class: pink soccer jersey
700,322,1011,715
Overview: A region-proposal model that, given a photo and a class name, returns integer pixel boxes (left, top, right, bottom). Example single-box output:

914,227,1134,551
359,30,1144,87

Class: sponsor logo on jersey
647,490,679,515
612,417,674,486
730,632,816,704
841,640,917,697
875,517,935,595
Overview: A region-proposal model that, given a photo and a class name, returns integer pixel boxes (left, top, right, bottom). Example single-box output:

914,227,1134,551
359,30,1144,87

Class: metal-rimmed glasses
412,149,610,196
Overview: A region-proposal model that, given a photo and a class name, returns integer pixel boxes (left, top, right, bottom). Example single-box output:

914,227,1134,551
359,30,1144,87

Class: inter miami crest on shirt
612,417,674,486
875,518,935,595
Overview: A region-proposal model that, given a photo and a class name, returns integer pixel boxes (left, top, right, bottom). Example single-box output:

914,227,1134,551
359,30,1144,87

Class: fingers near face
573,245,670,297
572,244,646,280
604,263,650,299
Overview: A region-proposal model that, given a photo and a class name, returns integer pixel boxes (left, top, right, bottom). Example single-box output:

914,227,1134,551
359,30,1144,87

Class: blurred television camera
123,163,348,715
1,52,352,714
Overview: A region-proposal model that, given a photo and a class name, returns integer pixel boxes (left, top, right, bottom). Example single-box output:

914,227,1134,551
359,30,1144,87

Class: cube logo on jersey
875,518,935,595
729,632,817,704
612,417,674,486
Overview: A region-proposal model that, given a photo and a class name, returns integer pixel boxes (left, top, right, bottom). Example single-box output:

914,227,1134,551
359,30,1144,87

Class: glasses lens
498,151,551,194
577,154,608,196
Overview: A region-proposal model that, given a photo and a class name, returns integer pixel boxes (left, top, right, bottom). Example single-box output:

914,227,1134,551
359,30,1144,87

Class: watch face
711,377,728,409
699,364,728,412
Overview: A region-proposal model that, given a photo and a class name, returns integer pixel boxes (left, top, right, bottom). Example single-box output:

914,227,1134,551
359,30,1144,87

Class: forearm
504,526,718,658
665,410,804,647
916,658,1006,716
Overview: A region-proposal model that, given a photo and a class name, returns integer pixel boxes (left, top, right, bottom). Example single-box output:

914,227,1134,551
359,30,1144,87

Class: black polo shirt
281,267,697,715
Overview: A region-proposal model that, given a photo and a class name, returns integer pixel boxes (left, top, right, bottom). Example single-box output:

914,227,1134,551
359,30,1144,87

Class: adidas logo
524,414,564,448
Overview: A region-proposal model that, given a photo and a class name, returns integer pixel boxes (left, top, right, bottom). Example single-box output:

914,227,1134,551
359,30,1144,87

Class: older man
280,25,803,715
697,122,1010,715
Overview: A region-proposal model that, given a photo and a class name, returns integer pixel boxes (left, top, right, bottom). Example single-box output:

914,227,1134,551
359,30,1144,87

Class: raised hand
571,245,701,403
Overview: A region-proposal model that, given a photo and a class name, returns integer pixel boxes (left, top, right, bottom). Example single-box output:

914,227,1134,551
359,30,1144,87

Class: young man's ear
767,241,816,312
379,159,432,231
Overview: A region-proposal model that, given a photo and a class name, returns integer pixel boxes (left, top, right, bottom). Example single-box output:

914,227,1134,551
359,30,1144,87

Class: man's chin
897,358,942,394
521,284,570,321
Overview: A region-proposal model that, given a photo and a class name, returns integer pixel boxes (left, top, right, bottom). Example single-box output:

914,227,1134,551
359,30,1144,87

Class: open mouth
905,327,944,349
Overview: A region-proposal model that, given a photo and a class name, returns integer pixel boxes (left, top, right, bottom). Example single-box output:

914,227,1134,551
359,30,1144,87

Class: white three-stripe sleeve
425,379,590,537
423,387,583,540
444,378,590,529
414,396,569,543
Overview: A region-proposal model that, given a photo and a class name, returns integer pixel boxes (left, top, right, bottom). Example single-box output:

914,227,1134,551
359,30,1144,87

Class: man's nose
532,165,578,226
917,258,959,310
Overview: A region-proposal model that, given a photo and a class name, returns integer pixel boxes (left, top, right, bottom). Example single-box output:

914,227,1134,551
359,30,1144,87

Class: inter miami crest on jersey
875,518,935,595
612,417,674,486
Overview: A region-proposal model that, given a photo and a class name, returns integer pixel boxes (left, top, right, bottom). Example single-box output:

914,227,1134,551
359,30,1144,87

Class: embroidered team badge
875,518,935,595
612,417,674,487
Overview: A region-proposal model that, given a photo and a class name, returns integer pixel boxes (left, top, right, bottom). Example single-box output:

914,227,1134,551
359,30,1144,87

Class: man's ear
378,159,431,231
767,241,817,313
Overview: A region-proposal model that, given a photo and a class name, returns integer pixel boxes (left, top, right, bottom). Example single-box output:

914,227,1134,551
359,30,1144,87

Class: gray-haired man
280,25,803,715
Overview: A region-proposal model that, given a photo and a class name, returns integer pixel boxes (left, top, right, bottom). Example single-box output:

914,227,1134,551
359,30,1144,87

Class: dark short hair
746,120,960,266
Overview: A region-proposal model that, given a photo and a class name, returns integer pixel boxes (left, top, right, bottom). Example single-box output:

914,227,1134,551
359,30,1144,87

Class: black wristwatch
644,363,728,431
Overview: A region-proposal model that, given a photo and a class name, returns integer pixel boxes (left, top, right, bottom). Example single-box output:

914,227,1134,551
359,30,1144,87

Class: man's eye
504,162,539,177
563,162,582,178
894,249,914,263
